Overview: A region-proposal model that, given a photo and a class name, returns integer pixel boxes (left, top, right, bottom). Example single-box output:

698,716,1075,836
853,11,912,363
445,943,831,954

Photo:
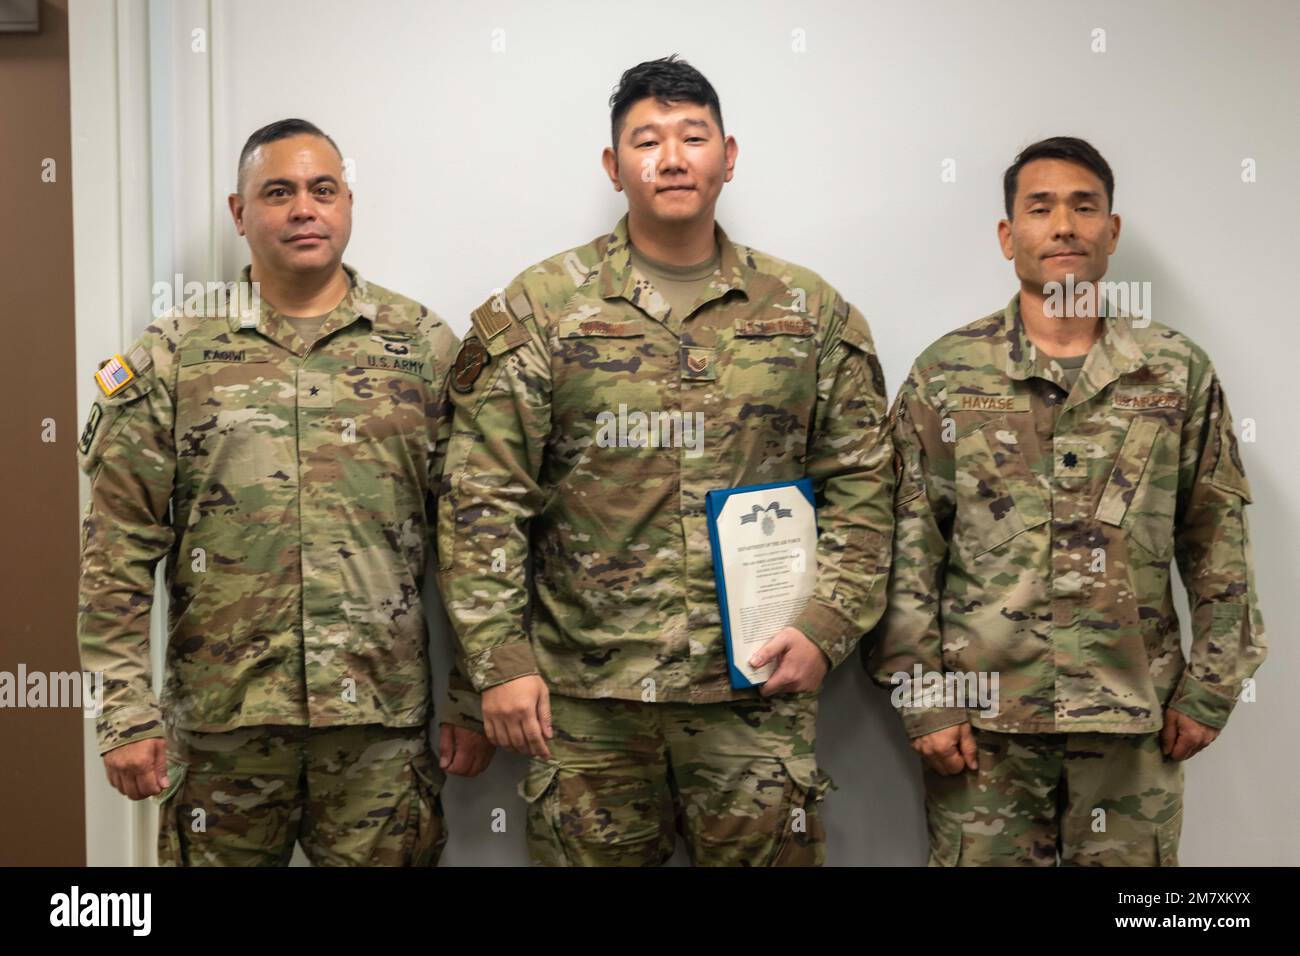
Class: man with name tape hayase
866,137,1265,866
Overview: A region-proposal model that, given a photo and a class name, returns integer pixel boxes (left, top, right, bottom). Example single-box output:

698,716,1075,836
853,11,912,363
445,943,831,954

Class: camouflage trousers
156,723,446,866
923,728,1184,866
518,693,834,867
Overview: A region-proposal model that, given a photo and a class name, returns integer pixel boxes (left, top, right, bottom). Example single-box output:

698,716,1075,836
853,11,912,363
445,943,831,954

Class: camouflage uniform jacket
866,294,1265,737
77,265,479,754
437,215,895,701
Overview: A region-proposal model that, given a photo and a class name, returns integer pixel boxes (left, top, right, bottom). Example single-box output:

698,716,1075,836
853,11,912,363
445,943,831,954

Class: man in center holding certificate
437,55,894,866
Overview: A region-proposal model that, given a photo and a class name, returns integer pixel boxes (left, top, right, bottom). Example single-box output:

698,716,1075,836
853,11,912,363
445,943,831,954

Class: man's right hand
911,722,978,776
103,737,169,800
482,675,553,760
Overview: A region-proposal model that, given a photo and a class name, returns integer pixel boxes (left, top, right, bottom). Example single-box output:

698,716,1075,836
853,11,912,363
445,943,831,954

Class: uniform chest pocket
1095,417,1177,562
332,356,433,451
953,417,1050,559
553,316,648,384
176,348,292,489
338,350,435,410
177,348,276,400
726,315,819,397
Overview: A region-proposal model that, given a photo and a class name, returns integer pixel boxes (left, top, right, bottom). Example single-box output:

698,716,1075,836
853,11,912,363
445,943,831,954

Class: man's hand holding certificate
706,478,827,691
747,626,830,696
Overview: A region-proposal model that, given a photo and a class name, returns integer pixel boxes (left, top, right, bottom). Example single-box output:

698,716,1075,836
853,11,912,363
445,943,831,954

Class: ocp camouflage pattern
437,214,895,700
518,693,831,866
77,265,479,754
866,294,1265,736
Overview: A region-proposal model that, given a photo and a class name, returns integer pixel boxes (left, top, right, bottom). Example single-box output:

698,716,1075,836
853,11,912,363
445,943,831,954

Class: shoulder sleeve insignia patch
451,336,491,393
78,402,103,455
865,352,886,397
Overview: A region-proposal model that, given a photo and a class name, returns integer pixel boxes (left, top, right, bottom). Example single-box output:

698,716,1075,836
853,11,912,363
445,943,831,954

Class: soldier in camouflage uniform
76,119,493,866
865,137,1265,866
437,57,894,866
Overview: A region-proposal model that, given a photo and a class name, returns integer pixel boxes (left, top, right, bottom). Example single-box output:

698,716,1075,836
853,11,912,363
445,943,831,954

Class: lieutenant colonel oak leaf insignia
451,337,491,393
94,353,134,397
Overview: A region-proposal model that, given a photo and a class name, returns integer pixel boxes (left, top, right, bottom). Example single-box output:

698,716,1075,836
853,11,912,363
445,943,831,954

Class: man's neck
626,209,717,267
250,262,350,318
1017,283,1102,358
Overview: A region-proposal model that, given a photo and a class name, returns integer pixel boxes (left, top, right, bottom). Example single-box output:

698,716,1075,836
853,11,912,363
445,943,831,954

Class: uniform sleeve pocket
1209,601,1262,650
1208,415,1253,503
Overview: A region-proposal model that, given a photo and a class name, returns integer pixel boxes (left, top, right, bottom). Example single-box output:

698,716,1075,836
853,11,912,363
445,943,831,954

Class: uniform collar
595,214,751,333
225,263,384,353
1002,291,1147,408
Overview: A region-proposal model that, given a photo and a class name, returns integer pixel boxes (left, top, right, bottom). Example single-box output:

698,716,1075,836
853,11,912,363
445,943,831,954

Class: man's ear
1106,213,1122,254
996,218,1014,261
601,146,622,192
227,193,245,236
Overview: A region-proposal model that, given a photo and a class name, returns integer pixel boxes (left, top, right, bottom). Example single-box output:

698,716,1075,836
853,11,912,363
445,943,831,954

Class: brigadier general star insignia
451,337,490,393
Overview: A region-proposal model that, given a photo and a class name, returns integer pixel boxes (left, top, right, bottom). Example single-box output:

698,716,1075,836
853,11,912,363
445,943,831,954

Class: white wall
72,0,1299,865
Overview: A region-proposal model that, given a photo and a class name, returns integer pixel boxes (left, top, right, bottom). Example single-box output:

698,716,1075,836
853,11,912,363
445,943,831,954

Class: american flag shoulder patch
94,353,135,397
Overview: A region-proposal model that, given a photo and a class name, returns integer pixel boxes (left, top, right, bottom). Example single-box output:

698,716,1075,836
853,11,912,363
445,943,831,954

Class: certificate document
705,478,818,689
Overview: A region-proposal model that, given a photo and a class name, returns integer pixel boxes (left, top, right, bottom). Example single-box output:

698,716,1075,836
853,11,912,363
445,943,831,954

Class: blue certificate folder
705,477,817,690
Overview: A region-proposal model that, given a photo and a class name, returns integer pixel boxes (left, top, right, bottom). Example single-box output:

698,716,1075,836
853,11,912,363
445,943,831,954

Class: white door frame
69,0,218,867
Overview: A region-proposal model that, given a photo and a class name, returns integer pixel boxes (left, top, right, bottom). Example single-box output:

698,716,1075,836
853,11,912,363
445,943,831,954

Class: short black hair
1002,136,1114,219
608,55,724,146
236,118,342,195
